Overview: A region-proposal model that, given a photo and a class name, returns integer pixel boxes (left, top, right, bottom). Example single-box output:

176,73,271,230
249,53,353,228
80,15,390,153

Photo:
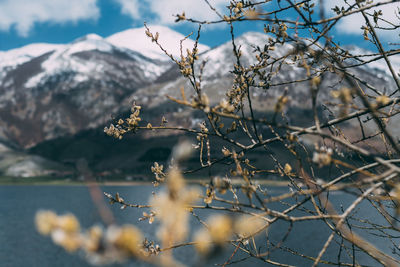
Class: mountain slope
127,31,400,153
0,43,62,70
0,31,173,148
133,31,398,109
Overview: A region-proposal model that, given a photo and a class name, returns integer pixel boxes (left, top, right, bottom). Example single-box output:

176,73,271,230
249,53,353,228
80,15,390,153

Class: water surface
0,185,397,266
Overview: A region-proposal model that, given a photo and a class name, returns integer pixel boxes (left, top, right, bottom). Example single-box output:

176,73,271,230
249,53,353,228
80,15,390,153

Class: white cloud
114,0,140,19
146,0,228,24
0,0,100,37
115,0,229,25
324,0,400,40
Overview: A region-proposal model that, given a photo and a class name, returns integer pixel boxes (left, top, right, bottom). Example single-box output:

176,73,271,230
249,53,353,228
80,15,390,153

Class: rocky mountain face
1,26,398,177
0,26,209,149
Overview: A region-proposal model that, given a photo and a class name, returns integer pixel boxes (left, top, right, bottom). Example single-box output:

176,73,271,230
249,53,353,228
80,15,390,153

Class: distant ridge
0,25,397,150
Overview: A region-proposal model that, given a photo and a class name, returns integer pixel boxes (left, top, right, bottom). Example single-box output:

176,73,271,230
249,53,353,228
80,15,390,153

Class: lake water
0,185,398,266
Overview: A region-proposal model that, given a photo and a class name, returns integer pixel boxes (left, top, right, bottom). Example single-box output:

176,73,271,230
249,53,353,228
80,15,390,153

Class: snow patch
106,25,210,61
67,34,113,55
346,45,400,78
0,43,62,69
25,37,113,88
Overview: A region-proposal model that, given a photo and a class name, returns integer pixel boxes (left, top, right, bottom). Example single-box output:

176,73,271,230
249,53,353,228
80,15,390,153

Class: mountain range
0,25,398,178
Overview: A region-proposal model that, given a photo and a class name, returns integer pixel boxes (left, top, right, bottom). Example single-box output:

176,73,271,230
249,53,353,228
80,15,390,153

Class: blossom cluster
35,210,144,265
104,103,142,139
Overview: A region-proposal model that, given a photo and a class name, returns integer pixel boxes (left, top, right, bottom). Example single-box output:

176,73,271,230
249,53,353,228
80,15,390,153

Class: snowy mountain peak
0,43,62,69
66,34,113,55
23,34,118,88
72,33,103,43
0,25,210,73
106,25,210,61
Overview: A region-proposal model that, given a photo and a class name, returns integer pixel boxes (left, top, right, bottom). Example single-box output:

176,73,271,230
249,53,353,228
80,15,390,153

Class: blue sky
0,0,397,51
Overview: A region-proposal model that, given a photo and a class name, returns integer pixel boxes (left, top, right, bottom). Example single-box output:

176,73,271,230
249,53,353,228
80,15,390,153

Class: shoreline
0,178,291,187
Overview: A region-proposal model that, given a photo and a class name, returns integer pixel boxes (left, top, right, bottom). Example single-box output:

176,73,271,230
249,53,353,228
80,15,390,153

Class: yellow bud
51,230,82,252
376,95,390,106
284,163,292,175
57,214,80,233
109,225,143,255
35,210,58,236
311,76,321,87
208,215,232,244
234,215,266,238
194,229,212,255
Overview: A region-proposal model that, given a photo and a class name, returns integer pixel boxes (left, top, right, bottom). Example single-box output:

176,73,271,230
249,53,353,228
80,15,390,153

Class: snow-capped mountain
137,31,398,110
0,26,209,148
0,43,62,69
23,33,167,89
199,31,399,85
106,25,210,61
127,30,400,154
0,25,399,152
1,26,399,177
